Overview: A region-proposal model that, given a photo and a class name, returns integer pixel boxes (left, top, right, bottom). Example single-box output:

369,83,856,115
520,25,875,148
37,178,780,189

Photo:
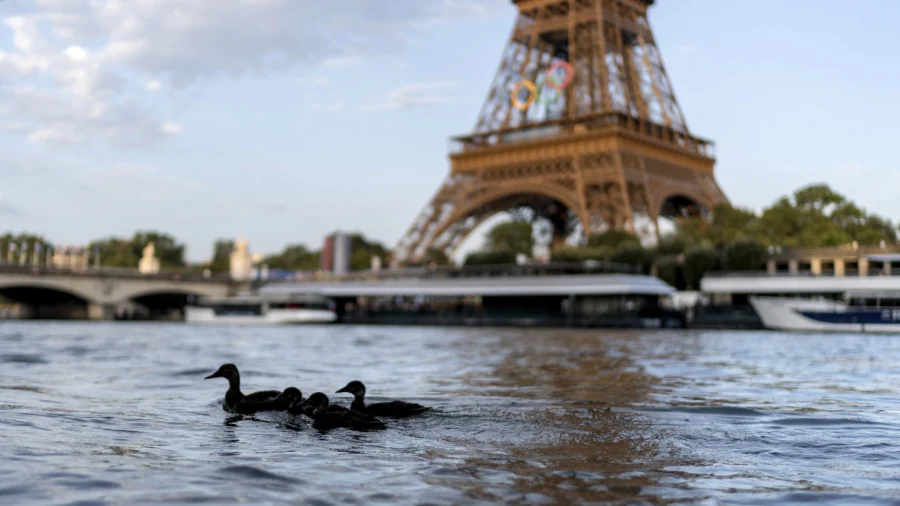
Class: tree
610,243,654,273
682,245,719,290
130,231,186,268
347,233,389,271
587,230,640,249
723,238,767,271
1,232,53,264
655,255,683,290
89,237,137,267
464,251,517,265
266,244,320,271
656,234,690,255
208,239,234,273
423,247,451,266
551,247,611,263
486,220,534,256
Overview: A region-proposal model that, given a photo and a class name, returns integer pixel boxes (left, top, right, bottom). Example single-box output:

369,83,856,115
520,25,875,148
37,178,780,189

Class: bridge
0,265,239,320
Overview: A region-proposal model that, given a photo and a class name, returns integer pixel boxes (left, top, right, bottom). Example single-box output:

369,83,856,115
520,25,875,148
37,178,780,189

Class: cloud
362,81,458,112
0,0,500,148
160,122,182,135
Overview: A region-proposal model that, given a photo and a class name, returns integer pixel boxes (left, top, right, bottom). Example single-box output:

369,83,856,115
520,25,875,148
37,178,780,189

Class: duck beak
204,371,220,380
335,385,350,394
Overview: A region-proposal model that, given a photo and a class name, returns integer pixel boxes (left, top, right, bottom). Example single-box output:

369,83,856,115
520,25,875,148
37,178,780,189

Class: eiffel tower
392,0,728,267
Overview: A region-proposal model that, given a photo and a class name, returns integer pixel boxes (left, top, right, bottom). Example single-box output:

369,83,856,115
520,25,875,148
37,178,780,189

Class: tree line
458,184,899,290
0,231,389,273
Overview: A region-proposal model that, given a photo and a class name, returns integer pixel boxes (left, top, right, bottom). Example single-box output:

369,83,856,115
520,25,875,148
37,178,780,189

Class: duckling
297,392,386,431
204,364,281,413
234,386,303,415
336,380,431,418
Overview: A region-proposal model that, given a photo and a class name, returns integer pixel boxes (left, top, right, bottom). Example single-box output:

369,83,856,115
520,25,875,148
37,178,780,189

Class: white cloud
160,122,182,135
361,81,458,112
0,0,500,147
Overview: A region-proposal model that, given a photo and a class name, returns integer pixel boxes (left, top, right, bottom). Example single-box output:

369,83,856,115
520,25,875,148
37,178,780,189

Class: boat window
212,304,263,316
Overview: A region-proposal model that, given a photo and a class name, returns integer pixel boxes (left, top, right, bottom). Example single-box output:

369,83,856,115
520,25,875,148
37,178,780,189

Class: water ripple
0,324,898,505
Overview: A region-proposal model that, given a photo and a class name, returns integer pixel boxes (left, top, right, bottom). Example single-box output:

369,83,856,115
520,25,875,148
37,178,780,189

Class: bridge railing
0,264,234,283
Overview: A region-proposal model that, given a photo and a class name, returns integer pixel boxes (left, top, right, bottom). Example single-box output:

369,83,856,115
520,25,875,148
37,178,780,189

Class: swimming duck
233,386,303,415
204,364,281,413
297,392,386,431
336,380,431,418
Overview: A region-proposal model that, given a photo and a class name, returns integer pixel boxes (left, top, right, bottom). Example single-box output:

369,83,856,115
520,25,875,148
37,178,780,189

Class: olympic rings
546,61,574,91
510,62,575,111
510,79,537,111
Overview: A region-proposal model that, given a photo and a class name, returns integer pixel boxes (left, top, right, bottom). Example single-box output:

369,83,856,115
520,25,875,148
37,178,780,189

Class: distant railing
704,270,900,279
262,261,643,285
0,264,233,283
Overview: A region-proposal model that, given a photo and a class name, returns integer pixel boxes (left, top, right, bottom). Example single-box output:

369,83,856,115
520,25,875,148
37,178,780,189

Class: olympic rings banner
510,61,574,111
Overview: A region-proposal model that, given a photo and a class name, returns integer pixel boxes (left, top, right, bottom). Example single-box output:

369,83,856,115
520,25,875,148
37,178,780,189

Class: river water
1,323,899,505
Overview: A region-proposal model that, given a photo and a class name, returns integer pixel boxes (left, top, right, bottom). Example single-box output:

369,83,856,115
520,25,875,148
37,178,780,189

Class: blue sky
1,0,898,262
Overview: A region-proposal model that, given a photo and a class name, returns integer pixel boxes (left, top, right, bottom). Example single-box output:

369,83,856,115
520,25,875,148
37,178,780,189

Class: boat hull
750,297,900,333
185,307,336,325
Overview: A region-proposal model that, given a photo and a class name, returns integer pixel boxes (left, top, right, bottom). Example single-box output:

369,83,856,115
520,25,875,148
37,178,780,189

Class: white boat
185,293,337,325
750,292,900,333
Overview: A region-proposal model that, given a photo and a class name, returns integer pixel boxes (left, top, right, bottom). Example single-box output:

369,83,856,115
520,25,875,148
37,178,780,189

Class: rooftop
260,274,674,298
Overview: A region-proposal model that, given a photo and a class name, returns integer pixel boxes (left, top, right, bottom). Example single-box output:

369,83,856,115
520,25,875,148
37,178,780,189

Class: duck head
204,364,239,384
279,387,303,406
299,392,329,416
336,380,365,398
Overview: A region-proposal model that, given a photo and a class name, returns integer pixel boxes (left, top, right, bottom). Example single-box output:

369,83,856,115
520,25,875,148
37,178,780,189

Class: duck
297,392,386,431
204,363,281,413
335,380,431,418
233,386,303,415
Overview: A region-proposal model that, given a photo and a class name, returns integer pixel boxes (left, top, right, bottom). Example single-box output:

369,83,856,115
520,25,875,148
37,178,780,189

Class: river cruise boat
185,293,337,325
701,270,900,333
750,293,900,333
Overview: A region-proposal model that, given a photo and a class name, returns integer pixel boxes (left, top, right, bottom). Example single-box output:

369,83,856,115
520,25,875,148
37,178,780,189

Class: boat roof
866,254,900,262
702,273,900,294
260,274,674,297
197,293,330,304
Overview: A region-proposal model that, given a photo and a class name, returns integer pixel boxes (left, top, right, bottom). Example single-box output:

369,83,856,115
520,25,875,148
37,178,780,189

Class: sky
1,0,899,262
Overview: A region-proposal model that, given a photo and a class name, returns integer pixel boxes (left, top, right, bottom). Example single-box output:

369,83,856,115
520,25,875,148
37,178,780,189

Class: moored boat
185,293,336,325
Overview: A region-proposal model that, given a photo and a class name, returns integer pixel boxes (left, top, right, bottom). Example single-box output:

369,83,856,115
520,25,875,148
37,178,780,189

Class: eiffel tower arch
392,0,728,267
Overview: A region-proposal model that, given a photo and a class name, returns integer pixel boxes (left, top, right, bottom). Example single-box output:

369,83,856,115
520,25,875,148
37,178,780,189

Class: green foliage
423,247,451,266
485,220,534,256
347,233,389,271
207,239,234,273
677,184,896,249
654,255,682,290
550,247,611,263
265,244,320,271
0,232,53,264
89,231,186,269
587,230,640,249
723,238,767,271
464,251,518,265
655,234,691,255
682,245,719,290
610,243,654,273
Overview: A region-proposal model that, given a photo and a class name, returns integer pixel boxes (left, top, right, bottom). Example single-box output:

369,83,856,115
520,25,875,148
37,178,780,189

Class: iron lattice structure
392,0,728,266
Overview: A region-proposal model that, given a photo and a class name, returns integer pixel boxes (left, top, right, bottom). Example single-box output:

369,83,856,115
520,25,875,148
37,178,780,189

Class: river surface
1,323,899,505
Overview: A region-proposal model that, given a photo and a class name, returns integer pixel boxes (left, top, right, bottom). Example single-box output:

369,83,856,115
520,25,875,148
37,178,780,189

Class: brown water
1,323,899,505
